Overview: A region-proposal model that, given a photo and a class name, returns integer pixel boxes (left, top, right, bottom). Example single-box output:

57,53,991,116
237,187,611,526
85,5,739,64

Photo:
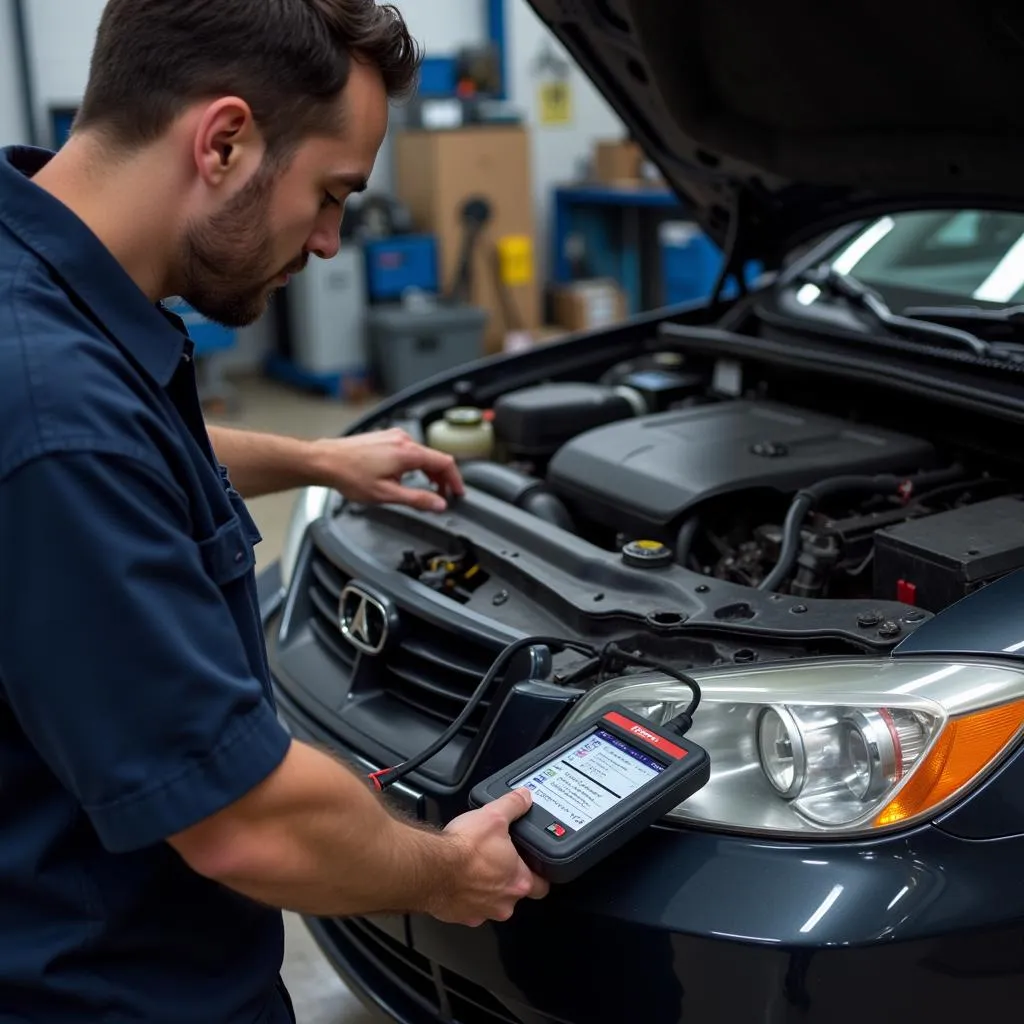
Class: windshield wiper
797,266,993,358
902,304,1024,342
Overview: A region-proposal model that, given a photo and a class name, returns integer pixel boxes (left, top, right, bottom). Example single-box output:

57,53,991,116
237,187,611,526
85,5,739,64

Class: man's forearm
206,425,329,499
170,741,464,919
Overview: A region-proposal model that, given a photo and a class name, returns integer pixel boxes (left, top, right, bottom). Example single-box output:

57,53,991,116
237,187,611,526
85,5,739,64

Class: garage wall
368,3,626,277
0,3,28,144
7,0,626,369
12,0,625,226
507,1,624,274
17,0,487,144
19,0,96,141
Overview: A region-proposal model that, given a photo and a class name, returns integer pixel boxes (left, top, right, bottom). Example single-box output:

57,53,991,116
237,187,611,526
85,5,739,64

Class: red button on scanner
546,822,567,838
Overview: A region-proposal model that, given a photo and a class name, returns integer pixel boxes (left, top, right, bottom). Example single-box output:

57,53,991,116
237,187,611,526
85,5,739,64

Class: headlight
279,486,332,591
558,658,1024,837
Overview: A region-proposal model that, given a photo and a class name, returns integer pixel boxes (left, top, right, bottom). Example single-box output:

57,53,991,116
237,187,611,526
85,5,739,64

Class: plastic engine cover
546,399,936,535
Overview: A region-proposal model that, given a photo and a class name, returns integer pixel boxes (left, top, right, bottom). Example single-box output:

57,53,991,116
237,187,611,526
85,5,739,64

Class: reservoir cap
622,539,674,569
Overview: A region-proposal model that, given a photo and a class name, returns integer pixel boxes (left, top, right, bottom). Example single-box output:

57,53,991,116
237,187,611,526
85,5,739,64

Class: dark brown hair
75,0,420,156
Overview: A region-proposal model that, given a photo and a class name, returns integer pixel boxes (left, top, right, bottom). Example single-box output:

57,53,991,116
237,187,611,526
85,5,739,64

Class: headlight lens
279,486,332,591
756,706,806,798
558,658,1024,837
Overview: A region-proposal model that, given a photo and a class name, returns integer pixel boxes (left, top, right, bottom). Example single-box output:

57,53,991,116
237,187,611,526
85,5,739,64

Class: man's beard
180,161,304,328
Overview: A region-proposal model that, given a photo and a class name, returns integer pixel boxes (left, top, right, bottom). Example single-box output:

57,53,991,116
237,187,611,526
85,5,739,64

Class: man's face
181,60,388,327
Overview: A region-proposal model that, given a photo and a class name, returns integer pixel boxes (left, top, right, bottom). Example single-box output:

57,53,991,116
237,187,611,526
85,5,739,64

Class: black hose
758,465,965,593
460,461,575,532
759,492,815,593
521,490,575,532
675,516,700,566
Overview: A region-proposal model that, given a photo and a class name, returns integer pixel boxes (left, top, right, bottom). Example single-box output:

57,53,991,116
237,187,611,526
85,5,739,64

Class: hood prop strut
709,190,753,314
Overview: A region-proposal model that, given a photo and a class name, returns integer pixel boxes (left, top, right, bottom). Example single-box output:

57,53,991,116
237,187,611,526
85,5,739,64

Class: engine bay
387,345,1024,622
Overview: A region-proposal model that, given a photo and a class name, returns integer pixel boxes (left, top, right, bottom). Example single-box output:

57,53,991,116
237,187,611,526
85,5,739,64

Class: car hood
526,0,1024,262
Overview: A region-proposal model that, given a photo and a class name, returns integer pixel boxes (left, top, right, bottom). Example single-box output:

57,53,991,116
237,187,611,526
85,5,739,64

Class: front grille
307,545,503,733
336,918,523,1024
308,552,356,670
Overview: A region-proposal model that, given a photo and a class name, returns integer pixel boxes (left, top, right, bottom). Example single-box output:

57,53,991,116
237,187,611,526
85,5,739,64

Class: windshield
824,210,1024,308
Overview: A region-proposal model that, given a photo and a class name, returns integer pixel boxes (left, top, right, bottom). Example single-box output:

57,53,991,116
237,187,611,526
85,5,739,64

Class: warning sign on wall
538,79,573,126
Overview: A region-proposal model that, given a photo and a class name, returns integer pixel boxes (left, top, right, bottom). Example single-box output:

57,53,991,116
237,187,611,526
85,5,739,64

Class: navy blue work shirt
0,146,296,1022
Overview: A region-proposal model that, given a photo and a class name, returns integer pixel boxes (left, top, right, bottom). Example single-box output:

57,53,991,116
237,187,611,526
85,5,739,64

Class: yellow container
497,235,534,287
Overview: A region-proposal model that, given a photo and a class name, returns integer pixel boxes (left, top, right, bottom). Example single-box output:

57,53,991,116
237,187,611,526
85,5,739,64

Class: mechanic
0,2,548,1021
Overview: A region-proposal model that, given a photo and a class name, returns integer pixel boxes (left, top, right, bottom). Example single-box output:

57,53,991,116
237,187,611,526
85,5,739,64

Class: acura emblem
339,584,391,656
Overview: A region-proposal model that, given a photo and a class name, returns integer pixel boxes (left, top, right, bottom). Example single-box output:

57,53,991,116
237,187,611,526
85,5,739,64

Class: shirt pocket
218,465,263,548
196,514,255,586
194,466,263,587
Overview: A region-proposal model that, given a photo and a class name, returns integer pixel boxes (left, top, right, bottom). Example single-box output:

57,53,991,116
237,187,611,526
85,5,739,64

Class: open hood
526,0,1024,264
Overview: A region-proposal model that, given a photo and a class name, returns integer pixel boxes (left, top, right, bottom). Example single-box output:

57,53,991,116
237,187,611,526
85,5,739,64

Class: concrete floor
208,375,383,1023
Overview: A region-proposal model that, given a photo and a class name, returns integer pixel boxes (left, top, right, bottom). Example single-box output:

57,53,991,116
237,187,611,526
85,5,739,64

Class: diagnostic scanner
469,704,710,883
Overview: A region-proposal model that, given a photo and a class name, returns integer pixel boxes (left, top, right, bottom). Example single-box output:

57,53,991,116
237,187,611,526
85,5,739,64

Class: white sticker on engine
713,358,743,396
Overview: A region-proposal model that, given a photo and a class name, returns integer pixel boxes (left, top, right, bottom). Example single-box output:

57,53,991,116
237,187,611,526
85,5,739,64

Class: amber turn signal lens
875,699,1024,827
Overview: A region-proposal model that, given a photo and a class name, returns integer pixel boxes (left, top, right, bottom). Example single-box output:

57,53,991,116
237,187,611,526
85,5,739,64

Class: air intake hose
460,462,575,532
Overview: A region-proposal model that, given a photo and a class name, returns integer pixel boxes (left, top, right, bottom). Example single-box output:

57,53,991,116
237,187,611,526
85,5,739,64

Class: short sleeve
0,449,292,853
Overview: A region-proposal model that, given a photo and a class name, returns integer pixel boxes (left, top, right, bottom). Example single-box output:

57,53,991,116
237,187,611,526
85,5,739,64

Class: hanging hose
675,516,700,567
460,461,575,532
758,465,965,593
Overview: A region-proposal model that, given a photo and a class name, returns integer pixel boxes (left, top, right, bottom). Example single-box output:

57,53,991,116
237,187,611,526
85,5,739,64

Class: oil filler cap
622,539,674,569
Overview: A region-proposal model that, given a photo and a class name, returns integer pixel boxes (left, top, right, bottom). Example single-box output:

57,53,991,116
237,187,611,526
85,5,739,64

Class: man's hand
427,788,551,928
309,428,465,512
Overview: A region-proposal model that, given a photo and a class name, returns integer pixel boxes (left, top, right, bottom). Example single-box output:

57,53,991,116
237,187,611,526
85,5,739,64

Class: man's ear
193,97,264,187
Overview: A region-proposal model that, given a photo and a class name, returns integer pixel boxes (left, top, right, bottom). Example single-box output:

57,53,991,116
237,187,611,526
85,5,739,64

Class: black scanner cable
369,636,702,792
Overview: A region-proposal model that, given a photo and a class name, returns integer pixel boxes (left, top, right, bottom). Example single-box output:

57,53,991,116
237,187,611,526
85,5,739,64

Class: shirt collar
0,145,188,385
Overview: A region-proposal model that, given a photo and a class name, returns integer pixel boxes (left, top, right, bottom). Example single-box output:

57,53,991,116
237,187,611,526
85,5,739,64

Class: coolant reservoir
427,407,495,461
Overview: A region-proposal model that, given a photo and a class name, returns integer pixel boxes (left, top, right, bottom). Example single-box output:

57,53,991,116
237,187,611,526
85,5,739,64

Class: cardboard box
593,140,643,185
533,325,569,346
553,279,628,332
394,126,540,354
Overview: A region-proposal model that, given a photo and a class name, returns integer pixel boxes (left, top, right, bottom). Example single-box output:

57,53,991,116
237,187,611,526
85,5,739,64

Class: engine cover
546,399,936,536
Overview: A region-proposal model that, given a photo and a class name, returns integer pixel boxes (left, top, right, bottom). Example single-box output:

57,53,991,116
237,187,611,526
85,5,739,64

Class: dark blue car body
261,552,1024,1024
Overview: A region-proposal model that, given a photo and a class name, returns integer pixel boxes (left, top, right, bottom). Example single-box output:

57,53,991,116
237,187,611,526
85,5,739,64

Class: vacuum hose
675,517,700,567
758,465,964,593
460,462,575,532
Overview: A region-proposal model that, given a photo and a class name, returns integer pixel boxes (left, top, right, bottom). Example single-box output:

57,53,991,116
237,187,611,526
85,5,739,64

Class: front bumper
273,679,1024,1024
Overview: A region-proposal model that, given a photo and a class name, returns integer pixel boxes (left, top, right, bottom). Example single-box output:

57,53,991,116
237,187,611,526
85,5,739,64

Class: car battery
873,496,1024,611
364,235,439,303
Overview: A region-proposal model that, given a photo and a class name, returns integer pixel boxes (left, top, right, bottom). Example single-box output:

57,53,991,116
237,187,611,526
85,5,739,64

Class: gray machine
285,247,368,377
366,297,488,395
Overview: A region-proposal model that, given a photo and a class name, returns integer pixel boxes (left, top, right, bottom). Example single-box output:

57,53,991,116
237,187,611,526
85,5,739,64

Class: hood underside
527,0,1024,259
